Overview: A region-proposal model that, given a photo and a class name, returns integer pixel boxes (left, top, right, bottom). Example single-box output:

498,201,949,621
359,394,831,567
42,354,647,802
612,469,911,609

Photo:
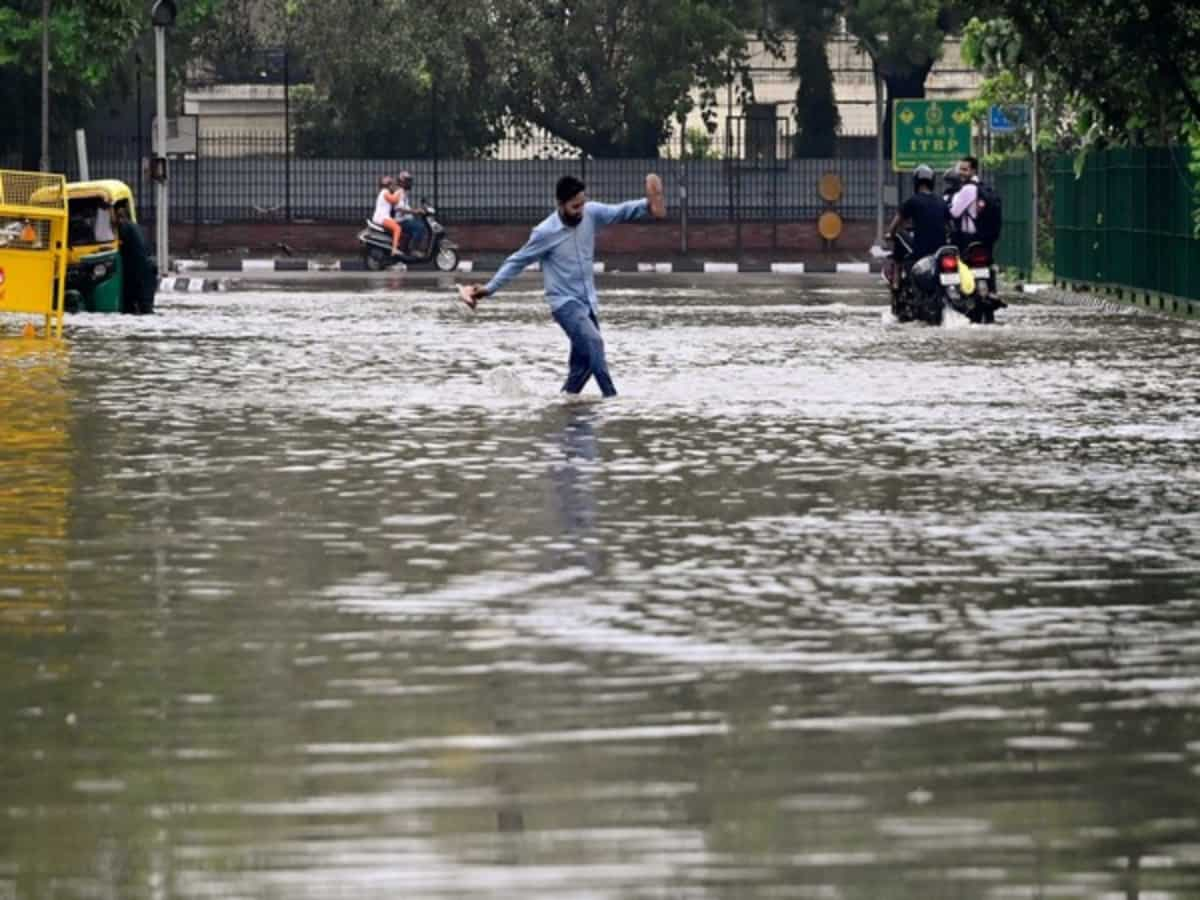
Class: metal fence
71,128,892,227
1054,147,1200,302
990,156,1033,276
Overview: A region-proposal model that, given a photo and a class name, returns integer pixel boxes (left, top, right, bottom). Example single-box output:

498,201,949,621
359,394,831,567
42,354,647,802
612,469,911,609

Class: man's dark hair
962,155,979,173
556,175,586,206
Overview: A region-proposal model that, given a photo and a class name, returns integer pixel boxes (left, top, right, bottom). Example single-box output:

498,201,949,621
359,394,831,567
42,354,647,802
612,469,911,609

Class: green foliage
0,0,149,165
491,0,752,157
771,0,840,158
285,0,506,157
846,0,949,80
964,3,1200,235
964,3,1200,147
844,0,961,159
181,0,275,75
1189,124,1200,236
684,127,719,159
280,0,753,158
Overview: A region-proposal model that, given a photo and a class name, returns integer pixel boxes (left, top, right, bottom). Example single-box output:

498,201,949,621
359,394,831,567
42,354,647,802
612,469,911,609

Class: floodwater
2,274,1200,900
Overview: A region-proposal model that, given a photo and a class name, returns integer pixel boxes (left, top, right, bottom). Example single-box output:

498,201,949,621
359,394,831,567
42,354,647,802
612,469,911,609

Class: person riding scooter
393,171,428,254
357,197,460,272
372,175,404,256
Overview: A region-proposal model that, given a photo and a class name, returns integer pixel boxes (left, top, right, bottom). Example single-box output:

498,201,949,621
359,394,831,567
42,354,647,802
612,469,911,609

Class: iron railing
1054,147,1199,302
71,128,895,227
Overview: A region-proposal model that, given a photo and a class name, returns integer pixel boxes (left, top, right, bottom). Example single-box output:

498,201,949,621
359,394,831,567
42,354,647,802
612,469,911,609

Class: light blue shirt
484,199,649,312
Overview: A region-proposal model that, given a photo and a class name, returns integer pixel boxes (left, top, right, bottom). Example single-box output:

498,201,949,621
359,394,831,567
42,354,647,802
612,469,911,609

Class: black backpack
973,181,1003,244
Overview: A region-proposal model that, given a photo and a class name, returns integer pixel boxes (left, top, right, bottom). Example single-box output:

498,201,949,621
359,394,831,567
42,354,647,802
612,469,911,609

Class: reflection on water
0,338,70,629
2,281,1200,899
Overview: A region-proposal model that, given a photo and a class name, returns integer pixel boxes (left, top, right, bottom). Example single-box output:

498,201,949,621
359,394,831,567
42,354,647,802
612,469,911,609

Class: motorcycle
952,241,1007,324
886,233,965,326
357,202,459,272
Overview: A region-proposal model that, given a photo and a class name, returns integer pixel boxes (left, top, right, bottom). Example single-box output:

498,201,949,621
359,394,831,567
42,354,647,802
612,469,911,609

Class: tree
0,0,144,167
963,1,1200,148
488,0,754,158
844,0,963,161
283,0,507,157
281,0,755,159
0,0,238,168
769,0,841,158
965,2,1200,235
182,0,278,82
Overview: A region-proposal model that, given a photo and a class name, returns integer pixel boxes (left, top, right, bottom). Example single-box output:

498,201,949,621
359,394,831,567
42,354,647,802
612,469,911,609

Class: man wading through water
459,173,666,398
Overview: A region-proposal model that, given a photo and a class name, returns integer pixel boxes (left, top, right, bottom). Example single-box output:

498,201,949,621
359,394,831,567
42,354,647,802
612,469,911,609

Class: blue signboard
989,105,1028,133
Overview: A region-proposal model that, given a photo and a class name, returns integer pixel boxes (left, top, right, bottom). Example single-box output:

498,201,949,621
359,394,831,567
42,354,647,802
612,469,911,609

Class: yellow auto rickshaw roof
66,179,134,204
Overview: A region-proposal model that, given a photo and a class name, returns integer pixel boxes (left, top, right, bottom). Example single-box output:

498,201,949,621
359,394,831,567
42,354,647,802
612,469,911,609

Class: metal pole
726,80,734,225
40,0,50,172
193,120,200,251
874,71,884,246
771,117,778,252
136,54,144,205
1030,75,1039,276
679,119,687,256
431,70,439,205
155,24,169,276
284,45,291,221
75,129,89,181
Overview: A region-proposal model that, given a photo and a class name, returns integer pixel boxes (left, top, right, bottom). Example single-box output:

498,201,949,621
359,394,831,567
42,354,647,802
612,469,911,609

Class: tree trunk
880,61,935,164
23,83,42,170
558,119,663,159
793,29,839,158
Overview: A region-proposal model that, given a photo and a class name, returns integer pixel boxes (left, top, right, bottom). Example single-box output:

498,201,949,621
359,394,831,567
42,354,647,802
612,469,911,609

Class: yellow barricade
0,170,69,338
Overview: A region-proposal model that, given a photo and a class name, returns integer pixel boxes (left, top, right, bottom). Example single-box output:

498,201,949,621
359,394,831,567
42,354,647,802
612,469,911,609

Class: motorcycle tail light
966,246,990,266
939,253,959,273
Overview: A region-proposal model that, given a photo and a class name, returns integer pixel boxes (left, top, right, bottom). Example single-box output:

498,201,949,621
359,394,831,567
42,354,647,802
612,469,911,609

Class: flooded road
3,274,1200,899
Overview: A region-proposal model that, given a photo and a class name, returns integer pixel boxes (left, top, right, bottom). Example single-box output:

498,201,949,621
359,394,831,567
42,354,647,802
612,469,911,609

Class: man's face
958,160,974,179
559,191,586,227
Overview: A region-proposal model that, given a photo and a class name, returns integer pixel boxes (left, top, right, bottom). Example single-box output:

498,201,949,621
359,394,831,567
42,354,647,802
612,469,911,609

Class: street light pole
1030,72,1039,278
874,69,884,247
136,52,144,205
154,24,168,275
40,0,50,172
151,0,176,277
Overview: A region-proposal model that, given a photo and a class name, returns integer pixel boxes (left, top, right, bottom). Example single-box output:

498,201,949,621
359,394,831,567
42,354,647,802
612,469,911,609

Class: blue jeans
551,300,616,397
403,217,428,251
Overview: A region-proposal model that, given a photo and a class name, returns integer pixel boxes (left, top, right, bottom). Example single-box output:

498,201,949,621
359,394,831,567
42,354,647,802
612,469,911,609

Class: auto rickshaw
62,180,142,313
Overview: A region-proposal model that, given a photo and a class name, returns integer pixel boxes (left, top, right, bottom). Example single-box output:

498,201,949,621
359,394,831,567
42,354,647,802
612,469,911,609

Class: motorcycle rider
372,175,404,256
393,171,428,255
949,155,980,252
885,164,948,288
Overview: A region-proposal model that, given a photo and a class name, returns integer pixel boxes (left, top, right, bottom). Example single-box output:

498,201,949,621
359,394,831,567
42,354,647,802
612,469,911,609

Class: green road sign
892,99,973,172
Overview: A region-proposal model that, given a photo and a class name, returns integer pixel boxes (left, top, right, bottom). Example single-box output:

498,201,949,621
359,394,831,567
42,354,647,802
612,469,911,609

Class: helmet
912,164,935,190
397,170,413,188
943,166,962,193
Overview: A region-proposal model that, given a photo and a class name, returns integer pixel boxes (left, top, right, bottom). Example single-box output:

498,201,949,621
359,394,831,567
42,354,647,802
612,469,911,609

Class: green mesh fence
990,156,1033,276
1054,147,1200,302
